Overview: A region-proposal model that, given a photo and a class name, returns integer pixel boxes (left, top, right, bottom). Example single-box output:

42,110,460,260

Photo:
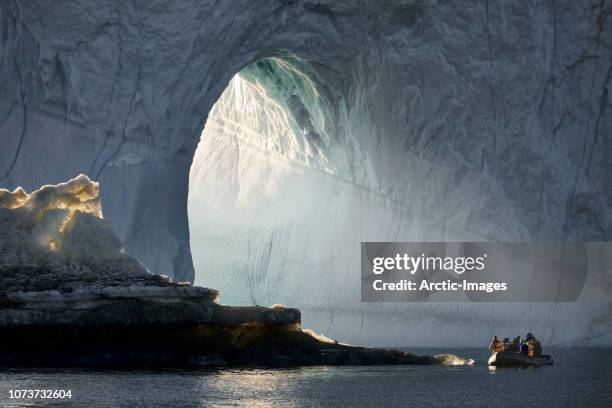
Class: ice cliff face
1,1,612,345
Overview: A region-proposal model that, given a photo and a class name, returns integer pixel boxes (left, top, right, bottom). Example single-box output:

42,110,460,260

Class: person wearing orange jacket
489,335,503,354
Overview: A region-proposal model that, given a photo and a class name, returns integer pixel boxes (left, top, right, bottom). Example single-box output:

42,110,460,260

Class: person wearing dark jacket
523,332,542,356
510,336,521,352
521,339,529,355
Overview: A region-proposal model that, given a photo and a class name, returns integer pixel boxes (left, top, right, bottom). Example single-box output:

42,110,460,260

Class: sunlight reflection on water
1,349,611,407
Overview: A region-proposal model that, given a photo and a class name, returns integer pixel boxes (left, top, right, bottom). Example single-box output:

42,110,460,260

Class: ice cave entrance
188,56,415,312
188,56,366,307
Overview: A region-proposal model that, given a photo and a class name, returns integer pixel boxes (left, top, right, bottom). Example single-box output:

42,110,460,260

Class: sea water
0,349,610,407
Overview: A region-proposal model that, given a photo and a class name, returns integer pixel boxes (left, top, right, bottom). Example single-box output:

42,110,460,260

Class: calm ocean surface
1,348,610,407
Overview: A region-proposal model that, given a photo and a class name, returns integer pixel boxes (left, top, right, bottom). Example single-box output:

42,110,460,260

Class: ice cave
187,50,612,346
1,0,611,347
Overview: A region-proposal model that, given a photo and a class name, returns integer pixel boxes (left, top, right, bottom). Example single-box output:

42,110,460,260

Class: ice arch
1,1,612,345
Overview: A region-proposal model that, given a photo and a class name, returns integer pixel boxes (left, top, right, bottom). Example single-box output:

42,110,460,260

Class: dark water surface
0,348,610,407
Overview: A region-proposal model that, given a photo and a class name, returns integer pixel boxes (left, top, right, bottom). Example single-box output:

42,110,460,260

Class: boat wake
433,354,476,366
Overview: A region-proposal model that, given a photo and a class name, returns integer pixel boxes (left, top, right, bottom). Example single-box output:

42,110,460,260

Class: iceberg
0,0,610,346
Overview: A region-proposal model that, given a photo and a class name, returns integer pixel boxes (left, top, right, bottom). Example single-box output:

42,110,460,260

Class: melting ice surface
0,175,147,276
188,63,612,348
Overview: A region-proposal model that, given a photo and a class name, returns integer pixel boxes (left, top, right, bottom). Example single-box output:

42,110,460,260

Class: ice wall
1,1,611,345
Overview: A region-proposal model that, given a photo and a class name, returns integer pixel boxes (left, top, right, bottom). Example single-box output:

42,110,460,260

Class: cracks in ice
557,1,610,157
532,1,559,243
94,65,141,180
536,0,559,141
581,2,612,176
0,104,27,185
555,0,611,239
563,1,610,73
561,185,576,242
88,85,117,177
89,5,122,178
553,109,574,135
94,7,143,181
579,2,609,173
0,1,28,185
553,0,612,175
550,0,558,141
484,0,497,156
585,63,612,176
0,102,17,133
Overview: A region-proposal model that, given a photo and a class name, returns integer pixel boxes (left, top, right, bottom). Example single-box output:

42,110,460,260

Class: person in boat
522,333,542,357
509,336,521,352
503,337,510,351
489,335,503,354
521,337,529,355
526,333,542,356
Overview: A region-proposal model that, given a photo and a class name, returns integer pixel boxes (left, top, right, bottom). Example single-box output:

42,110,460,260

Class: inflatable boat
488,351,553,367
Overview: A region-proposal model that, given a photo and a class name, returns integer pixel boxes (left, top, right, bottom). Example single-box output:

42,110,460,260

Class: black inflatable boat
488,351,553,367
